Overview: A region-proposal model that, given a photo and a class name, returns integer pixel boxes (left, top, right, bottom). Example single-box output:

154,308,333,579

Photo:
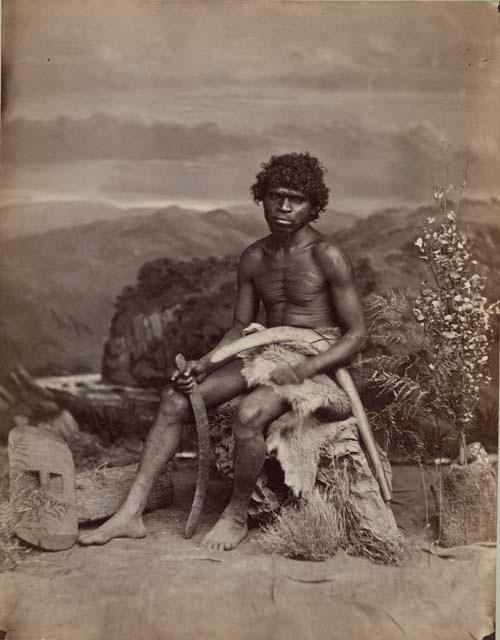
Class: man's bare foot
201,513,248,551
78,511,146,546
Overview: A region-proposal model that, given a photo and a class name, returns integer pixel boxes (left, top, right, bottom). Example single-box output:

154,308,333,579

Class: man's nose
278,198,292,211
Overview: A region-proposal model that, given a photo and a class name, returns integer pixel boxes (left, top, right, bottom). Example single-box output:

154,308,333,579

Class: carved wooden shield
8,426,78,550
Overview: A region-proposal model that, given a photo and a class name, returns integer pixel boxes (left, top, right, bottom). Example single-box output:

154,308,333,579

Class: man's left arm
290,244,367,383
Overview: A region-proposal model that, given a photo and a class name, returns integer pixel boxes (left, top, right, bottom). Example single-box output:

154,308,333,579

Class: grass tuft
259,489,341,561
259,462,402,564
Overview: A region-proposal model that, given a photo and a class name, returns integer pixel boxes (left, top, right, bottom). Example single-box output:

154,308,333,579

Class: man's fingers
171,363,195,380
171,371,191,384
175,375,195,393
185,362,197,376
171,360,202,390
178,384,195,395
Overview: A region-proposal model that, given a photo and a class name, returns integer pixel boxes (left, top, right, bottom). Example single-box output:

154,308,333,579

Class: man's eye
269,194,303,204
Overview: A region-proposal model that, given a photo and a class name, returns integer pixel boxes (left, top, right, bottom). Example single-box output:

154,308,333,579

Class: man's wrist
199,355,210,368
294,361,314,381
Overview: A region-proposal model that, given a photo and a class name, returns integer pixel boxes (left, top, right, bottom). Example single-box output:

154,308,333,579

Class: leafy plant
359,292,431,460
359,149,499,462
412,160,499,462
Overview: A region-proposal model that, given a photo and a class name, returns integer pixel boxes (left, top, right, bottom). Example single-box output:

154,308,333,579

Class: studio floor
0,460,495,640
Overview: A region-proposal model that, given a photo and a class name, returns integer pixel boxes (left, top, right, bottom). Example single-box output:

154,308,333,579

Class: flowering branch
413,189,499,448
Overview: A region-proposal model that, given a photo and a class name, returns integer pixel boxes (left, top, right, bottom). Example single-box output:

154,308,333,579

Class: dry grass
0,447,31,571
1,469,76,571
0,500,28,571
259,489,341,561
259,462,402,565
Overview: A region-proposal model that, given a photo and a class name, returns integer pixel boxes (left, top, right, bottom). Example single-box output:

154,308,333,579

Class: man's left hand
270,363,307,385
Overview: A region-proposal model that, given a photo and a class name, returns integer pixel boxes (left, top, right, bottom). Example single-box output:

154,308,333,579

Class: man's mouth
273,219,293,227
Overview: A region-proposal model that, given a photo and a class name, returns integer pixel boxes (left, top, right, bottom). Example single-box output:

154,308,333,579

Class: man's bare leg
201,387,287,551
79,360,247,545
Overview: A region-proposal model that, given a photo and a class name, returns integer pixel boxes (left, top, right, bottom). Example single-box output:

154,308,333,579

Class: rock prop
76,463,173,523
8,426,78,551
211,403,402,564
437,446,496,547
102,255,238,387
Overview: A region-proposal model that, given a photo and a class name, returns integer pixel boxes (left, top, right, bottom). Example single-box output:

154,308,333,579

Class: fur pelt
239,327,351,419
238,325,356,497
266,413,359,496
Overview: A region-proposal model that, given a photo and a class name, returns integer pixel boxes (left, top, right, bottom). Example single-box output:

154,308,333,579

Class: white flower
415,237,424,249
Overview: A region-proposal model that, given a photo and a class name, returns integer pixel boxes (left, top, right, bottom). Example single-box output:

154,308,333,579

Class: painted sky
1,1,499,212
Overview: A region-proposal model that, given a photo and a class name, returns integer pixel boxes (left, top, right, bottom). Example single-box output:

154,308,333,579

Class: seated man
79,152,367,551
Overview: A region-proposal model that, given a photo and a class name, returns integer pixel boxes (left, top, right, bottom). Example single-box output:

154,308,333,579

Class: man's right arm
172,246,260,388
204,246,260,356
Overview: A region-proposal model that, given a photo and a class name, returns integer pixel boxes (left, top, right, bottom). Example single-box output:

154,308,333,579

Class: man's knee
233,399,268,440
159,387,189,420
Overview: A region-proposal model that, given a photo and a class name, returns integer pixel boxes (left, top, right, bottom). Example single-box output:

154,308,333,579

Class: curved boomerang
175,353,211,539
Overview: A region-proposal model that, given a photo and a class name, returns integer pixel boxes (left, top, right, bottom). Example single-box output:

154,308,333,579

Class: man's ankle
119,504,143,520
222,508,248,526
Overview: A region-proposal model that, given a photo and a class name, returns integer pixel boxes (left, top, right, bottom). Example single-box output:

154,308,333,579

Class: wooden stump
75,463,174,523
439,460,497,547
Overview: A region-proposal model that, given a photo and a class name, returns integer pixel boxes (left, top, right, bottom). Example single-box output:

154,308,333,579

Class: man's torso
248,232,340,329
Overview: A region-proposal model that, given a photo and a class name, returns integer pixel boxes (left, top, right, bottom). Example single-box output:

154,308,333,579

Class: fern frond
368,370,428,410
365,291,410,333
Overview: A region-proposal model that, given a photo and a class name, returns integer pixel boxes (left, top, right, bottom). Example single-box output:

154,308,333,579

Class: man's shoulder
312,239,354,281
312,238,351,265
240,236,269,261
237,236,269,274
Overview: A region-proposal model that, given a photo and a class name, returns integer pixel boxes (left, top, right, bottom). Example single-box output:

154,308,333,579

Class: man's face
262,186,316,235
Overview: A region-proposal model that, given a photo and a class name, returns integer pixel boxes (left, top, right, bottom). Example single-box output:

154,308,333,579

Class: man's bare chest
253,253,328,306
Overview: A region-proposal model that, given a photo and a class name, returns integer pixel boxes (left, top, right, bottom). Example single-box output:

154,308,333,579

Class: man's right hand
170,359,209,394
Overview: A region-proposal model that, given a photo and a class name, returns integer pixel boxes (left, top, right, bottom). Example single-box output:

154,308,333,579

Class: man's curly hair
251,152,330,219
